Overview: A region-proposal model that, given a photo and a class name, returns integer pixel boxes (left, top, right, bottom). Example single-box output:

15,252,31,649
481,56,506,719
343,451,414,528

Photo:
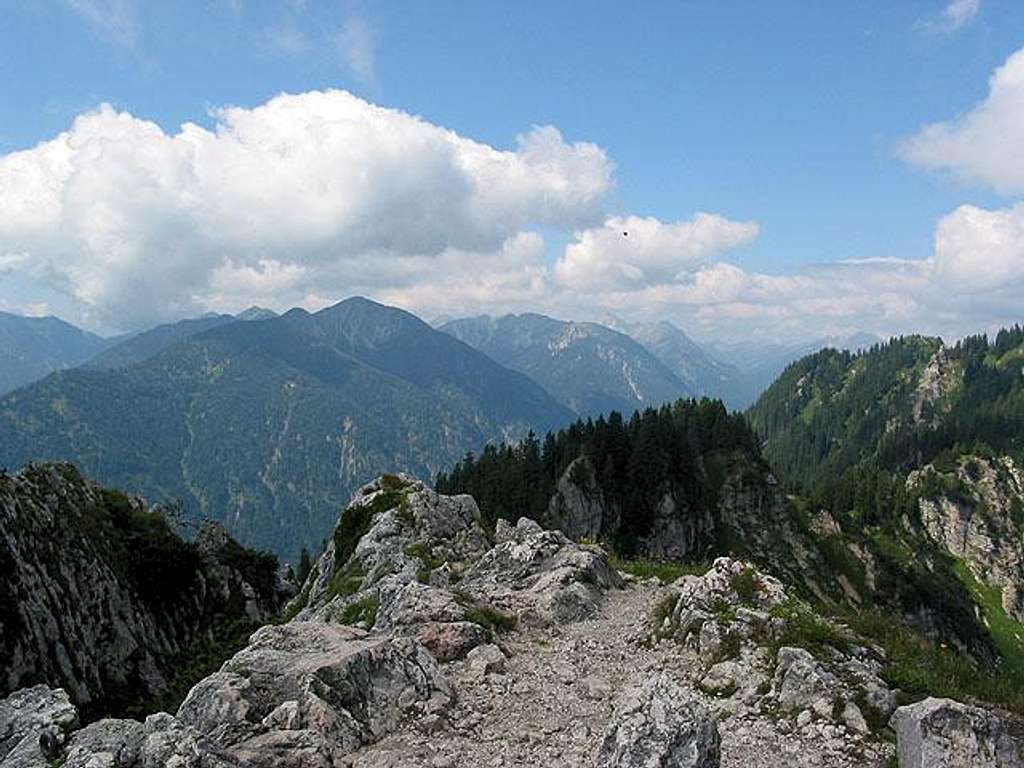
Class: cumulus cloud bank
0,90,612,329
2,61,1023,344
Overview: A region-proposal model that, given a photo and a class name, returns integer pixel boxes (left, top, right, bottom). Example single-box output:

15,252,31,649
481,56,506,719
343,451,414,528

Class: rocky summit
2,474,1022,767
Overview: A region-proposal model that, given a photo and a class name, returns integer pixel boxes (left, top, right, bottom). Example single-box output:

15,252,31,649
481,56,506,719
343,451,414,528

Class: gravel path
349,582,895,768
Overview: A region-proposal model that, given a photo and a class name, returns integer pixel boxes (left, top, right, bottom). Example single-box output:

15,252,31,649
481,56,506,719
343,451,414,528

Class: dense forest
748,326,1024,496
436,398,762,553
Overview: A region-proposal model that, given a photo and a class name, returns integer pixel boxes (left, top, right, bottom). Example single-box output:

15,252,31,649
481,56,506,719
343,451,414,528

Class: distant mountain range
0,298,570,558
440,313,693,417
0,312,113,395
599,316,752,409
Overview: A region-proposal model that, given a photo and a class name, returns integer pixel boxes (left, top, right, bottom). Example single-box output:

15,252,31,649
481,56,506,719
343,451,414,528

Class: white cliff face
0,464,285,715
914,455,1024,622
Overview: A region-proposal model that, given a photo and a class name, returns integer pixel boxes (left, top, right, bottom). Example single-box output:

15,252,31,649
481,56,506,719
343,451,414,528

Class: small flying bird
622,231,628,237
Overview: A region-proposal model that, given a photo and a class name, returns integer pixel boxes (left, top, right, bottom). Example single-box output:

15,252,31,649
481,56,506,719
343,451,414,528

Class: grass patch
332,482,412,569
610,556,711,585
453,590,517,633
340,596,379,627
952,560,1024,671
845,607,1024,715
770,598,850,656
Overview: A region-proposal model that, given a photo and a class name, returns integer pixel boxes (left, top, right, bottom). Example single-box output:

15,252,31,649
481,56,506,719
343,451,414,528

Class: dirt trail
349,582,894,768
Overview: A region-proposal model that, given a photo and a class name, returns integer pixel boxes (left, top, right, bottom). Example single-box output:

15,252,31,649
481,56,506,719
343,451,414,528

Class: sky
1,0,1023,344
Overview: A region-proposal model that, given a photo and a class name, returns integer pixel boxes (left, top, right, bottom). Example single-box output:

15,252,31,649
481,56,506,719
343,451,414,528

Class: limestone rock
0,464,283,710
0,685,78,768
176,622,451,764
458,521,623,627
595,673,720,767
891,697,1024,768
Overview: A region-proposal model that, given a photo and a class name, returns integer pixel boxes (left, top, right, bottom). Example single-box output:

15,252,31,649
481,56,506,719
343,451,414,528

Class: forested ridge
436,398,763,554
748,326,1024,497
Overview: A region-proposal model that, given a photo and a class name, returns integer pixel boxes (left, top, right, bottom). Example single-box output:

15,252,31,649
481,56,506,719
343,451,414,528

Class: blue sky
1,1,1023,342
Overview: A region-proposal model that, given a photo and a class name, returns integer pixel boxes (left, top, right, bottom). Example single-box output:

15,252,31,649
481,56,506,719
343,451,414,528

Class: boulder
176,622,451,765
595,673,720,768
891,697,1024,768
0,685,78,768
458,522,623,627
772,647,840,720
63,714,240,768
416,621,490,662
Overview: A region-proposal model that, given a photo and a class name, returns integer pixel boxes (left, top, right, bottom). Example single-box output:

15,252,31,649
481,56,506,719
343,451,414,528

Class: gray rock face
296,476,491,625
0,464,283,711
0,685,78,768
62,714,240,768
176,622,451,765
544,458,715,561
546,456,616,543
914,455,1024,623
891,697,1024,768
595,673,720,768
458,518,624,627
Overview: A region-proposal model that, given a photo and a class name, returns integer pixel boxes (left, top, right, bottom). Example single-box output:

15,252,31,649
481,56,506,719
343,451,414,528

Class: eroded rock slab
891,697,1024,768
176,622,451,766
595,672,720,768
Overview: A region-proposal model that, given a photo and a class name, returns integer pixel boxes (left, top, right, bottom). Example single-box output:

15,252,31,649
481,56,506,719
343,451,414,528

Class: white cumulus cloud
554,214,759,292
0,90,612,330
900,46,1024,193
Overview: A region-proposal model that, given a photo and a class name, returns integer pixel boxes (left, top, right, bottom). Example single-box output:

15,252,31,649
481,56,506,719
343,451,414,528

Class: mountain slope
0,298,572,559
0,312,112,395
709,332,879,406
86,314,238,369
87,307,281,369
440,313,693,417
601,315,752,409
0,463,284,719
747,330,1024,489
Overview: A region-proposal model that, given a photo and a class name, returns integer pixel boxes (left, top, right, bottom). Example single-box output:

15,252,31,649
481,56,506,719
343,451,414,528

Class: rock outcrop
292,475,623,649
177,622,450,765
0,464,285,715
891,697,1024,768
913,455,1024,623
653,558,897,734
0,685,78,768
595,673,720,768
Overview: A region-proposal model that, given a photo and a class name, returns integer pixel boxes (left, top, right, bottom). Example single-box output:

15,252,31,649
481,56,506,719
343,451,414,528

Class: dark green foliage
731,566,759,603
749,328,1024,495
770,599,850,657
1,464,283,722
747,326,1024,696
218,539,279,600
333,483,410,569
296,547,313,586
845,609,1024,715
437,398,763,555
340,596,379,627
92,489,202,608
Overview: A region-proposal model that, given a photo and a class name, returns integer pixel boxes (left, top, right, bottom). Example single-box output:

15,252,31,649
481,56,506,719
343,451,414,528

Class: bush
731,566,759,603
